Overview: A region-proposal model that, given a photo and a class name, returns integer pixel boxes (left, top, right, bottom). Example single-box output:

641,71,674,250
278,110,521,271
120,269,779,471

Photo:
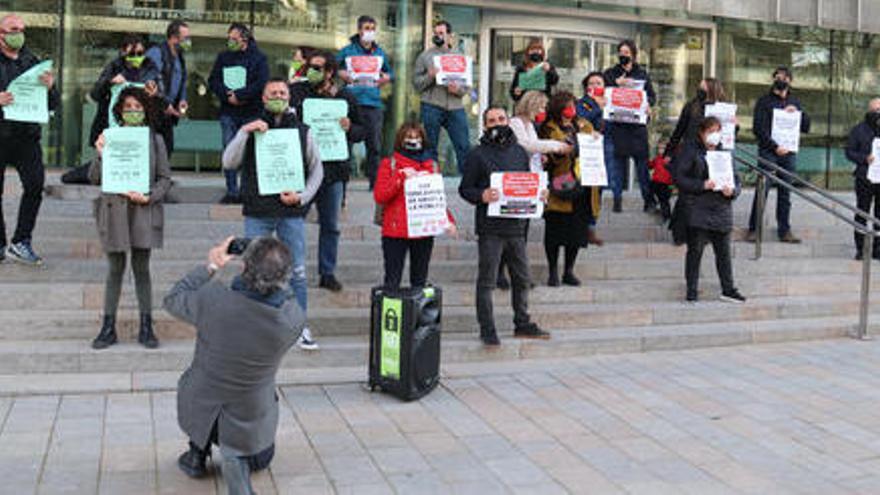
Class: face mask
534,111,547,124
361,30,377,43
773,79,789,92
122,110,145,126
126,55,145,69
178,38,192,52
432,35,445,47
265,98,287,114
529,52,543,63
227,38,241,52
3,32,24,51
290,60,303,73
706,131,722,147
619,55,632,66
306,68,325,86
403,139,423,152
486,125,514,145
561,106,577,120
696,88,708,101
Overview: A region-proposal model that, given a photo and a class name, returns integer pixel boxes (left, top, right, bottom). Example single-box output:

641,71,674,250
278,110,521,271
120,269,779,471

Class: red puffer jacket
373,152,455,239
649,155,673,185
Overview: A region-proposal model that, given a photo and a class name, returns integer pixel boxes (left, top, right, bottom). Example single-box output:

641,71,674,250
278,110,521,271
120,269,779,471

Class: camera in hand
227,238,251,256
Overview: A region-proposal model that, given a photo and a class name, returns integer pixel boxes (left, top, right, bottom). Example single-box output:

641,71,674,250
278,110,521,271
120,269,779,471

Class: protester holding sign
208,23,269,204
845,98,880,260
672,116,745,304
459,106,548,345
603,40,657,213
223,78,324,351
337,15,394,188
374,123,457,289
0,14,59,266
666,78,731,160
540,91,601,287
88,34,160,151
746,66,811,244
290,50,365,293
88,87,172,350
577,71,626,212
413,20,471,175
509,38,559,102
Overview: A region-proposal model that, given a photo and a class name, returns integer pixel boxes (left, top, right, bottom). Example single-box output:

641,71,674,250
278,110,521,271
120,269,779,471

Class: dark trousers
359,105,384,188
615,153,652,204
685,228,735,296
382,236,434,290
854,176,880,256
0,138,45,246
652,181,672,218
477,235,531,336
158,115,176,158
194,422,275,471
748,151,797,237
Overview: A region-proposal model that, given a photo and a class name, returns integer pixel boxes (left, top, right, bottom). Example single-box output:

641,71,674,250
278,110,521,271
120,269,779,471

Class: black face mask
696,88,708,102
619,55,632,66
529,53,543,63
867,112,880,131
432,35,445,47
484,125,515,146
773,79,789,92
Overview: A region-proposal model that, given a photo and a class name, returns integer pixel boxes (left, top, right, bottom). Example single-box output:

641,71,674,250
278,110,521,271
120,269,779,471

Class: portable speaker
369,286,442,401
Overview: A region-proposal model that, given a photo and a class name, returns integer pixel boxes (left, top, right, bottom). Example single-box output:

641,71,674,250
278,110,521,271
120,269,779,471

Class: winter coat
207,42,269,118
509,62,559,101
649,155,672,185
509,115,568,172
602,63,656,158
336,35,394,109
88,131,172,252
412,46,467,111
0,47,60,140
88,57,161,147
753,90,811,155
845,118,880,180
539,118,599,215
672,142,740,233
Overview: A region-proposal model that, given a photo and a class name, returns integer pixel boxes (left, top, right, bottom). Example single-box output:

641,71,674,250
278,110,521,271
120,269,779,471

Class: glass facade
3,0,879,187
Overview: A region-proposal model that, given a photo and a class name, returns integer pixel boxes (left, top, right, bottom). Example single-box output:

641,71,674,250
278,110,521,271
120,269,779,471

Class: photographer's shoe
92,315,117,350
297,327,319,351
177,443,209,478
7,241,43,266
319,275,343,292
138,313,159,349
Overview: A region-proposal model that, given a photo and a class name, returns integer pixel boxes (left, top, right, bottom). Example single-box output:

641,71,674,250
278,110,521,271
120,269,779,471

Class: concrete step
0,314,864,376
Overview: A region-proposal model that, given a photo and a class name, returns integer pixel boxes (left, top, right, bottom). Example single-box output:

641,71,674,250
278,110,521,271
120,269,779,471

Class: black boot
613,197,623,213
138,313,159,349
92,315,117,350
178,442,209,478
547,266,560,287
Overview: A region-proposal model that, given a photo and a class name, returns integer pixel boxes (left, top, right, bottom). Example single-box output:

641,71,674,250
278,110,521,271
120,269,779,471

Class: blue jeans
614,153,651,204
748,151,797,237
603,136,623,201
244,216,308,313
315,181,343,277
221,114,250,195
420,103,470,175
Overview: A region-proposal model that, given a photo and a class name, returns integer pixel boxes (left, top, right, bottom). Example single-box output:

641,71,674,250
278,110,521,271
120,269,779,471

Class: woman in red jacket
374,123,457,289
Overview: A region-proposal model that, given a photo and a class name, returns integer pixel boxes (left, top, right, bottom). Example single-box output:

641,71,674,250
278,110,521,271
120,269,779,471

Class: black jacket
207,42,269,118
240,111,311,219
88,57,162,147
602,63,656,158
846,119,880,180
0,48,60,140
288,81,365,184
458,136,532,237
667,98,705,157
753,90,811,155
509,63,559,102
672,142,740,233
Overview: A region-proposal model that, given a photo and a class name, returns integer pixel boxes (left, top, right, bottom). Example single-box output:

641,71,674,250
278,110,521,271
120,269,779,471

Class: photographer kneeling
164,236,304,495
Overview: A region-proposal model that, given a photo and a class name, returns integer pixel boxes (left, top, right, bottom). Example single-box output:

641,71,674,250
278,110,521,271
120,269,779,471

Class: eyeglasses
128,50,145,56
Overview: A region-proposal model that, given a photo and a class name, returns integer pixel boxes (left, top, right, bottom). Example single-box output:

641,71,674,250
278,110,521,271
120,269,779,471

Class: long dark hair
111,86,161,129
546,91,576,124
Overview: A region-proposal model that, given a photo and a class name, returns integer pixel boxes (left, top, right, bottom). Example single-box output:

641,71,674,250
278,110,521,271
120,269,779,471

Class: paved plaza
5,339,880,494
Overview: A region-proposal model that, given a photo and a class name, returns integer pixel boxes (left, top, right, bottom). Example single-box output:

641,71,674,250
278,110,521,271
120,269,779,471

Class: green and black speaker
369,286,442,401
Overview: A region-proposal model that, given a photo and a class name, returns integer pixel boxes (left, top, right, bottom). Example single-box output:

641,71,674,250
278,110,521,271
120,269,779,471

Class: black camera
227,237,251,256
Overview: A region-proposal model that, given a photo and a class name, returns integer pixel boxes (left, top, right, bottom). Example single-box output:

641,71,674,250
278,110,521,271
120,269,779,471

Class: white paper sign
487,172,546,219
771,109,802,154
345,56,383,87
868,138,880,184
404,173,449,237
706,150,735,191
578,134,607,187
433,54,473,87
603,87,649,125
705,102,737,149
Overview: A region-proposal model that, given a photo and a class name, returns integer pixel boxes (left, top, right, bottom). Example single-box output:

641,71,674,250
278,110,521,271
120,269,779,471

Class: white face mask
361,30,377,43
706,131,723,147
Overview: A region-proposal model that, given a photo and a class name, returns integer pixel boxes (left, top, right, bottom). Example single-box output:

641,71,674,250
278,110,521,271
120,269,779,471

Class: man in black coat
603,39,657,213
459,105,548,346
0,14,59,265
845,98,880,260
746,66,811,244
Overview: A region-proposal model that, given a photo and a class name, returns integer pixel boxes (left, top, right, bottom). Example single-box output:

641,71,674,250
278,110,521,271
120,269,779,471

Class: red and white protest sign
404,174,449,237
433,54,473,87
345,56,383,86
603,87,649,125
488,172,546,219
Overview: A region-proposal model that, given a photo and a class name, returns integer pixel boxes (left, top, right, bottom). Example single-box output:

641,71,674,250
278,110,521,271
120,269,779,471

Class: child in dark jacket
649,140,674,221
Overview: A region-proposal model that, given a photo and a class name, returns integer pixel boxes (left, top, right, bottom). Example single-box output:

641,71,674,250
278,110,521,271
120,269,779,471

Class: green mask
306,68,324,86
178,38,192,52
227,39,241,52
126,55,145,69
290,60,303,73
265,98,287,114
122,110,145,126
3,32,24,51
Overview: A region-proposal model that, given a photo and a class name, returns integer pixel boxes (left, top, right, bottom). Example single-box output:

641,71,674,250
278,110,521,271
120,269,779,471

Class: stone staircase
0,172,874,395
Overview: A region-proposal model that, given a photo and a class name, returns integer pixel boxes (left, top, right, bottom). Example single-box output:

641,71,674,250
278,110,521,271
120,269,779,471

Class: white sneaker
296,327,319,351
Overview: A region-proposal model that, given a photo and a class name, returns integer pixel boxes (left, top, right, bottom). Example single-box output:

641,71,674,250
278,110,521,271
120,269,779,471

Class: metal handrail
732,149,878,339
